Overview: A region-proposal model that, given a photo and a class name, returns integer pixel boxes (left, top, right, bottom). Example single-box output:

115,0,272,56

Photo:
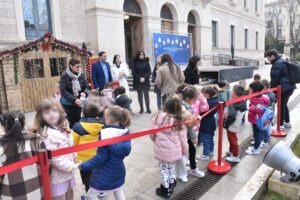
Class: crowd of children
0,72,278,199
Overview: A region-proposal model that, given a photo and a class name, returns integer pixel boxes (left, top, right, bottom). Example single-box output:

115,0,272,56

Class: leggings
188,139,196,169
159,161,176,188
52,188,74,200
87,187,125,200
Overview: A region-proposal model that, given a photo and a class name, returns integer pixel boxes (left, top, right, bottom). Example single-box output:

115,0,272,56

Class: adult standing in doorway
155,54,185,103
111,54,131,96
60,58,89,128
132,51,151,114
184,56,201,85
92,51,112,91
267,49,296,130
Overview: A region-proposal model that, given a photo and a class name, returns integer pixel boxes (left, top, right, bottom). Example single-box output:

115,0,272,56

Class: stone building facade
0,0,265,65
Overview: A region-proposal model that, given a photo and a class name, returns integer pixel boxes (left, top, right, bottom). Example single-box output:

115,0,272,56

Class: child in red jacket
246,82,270,155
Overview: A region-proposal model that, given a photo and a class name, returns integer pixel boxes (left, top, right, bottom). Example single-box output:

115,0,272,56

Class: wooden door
20,50,68,112
131,17,144,55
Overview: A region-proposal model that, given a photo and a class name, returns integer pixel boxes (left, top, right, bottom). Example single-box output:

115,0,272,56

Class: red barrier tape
0,105,219,174
0,155,38,176
225,87,278,105
52,105,219,157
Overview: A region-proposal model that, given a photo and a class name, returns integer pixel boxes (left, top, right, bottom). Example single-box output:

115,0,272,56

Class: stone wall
0,0,19,48
1,57,23,111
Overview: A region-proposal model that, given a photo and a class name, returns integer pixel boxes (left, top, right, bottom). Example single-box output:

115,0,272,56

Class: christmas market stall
0,32,92,112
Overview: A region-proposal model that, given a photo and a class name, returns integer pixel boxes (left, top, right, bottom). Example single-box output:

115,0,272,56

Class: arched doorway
161,4,173,32
123,0,144,65
187,11,197,55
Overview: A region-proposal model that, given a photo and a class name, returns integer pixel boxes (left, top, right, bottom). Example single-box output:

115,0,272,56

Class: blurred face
42,106,60,127
70,64,81,73
156,56,162,64
232,91,238,99
267,55,276,62
186,97,196,105
249,88,254,94
203,93,210,99
116,56,121,64
100,53,107,61
139,52,145,60
197,60,202,66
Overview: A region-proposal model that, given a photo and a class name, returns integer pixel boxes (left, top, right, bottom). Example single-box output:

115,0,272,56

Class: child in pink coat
246,82,270,155
192,85,209,132
30,98,79,200
150,96,188,199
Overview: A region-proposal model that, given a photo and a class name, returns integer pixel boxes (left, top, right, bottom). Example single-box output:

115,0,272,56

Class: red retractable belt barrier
0,86,285,197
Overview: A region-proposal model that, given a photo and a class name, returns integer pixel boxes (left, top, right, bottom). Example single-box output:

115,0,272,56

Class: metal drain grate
171,137,251,200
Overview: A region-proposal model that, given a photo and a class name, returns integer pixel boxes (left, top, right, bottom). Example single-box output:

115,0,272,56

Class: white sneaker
200,155,210,161
196,155,201,160
186,166,190,171
189,168,205,177
208,152,214,156
250,140,255,145
98,193,106,198
280,125,285,130
185,159,190,165
226,156,241,163
226,151,233,157
284,122,292,129
246,148,260,155
179,177,188,183
260,142,269,148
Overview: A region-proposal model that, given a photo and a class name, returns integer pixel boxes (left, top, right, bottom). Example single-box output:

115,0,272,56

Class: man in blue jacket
92,51,112,91
267,49,296,130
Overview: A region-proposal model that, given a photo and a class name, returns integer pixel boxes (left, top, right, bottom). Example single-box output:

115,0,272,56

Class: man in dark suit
92,51,113,91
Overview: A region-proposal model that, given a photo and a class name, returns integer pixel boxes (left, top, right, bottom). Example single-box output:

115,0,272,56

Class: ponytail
120,108,131,128
0,111,26,155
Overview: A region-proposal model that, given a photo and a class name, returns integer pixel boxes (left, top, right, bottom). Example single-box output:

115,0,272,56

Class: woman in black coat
132,51,151,113
184,56,201,85
60,58,89,128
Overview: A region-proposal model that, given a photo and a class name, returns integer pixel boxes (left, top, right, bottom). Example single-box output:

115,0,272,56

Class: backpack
287,61,300,83
255,104,274,131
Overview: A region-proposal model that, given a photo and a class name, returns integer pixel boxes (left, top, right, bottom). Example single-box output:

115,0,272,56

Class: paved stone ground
19,65,300,200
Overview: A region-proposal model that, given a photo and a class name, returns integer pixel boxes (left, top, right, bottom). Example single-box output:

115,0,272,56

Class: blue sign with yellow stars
153,33,191,64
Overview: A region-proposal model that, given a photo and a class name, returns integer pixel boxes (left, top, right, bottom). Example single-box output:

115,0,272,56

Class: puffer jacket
248,95,270,124
224,101,247,132
150,112,188,163
192,97,209,131
199,96,219,133
270,56,296,92
42,127,78,184
80,126,131,191
72,118,105,162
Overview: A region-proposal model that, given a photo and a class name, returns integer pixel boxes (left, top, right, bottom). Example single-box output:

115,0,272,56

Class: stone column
85,7,126,62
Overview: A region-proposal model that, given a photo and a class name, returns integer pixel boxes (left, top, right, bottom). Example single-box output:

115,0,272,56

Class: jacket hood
251,95,270,106
233,101,247,112
151,112,178,134
101,126,131,157
77,118,104,136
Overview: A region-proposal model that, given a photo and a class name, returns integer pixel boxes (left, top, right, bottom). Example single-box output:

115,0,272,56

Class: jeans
62,105,82,129
201,132,214,156
156,91,162,110
280,90,294,126
253,124,263,150
136,85,150,111
263,128,270,144
188,139,196,169
227,130,239,157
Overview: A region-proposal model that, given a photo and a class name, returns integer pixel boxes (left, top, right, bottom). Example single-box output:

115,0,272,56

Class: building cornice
211,4,265,26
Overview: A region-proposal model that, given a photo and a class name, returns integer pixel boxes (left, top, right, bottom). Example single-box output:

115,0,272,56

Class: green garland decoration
13,53,19,84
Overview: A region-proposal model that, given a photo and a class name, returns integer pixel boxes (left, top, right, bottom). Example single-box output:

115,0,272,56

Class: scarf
66,67,81,97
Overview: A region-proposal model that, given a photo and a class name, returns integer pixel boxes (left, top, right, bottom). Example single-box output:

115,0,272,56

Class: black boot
169,179,177,194
156,184,171,199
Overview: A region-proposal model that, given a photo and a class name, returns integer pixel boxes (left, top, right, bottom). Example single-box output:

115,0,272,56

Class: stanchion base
208,160,231,175
272,129,287,137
